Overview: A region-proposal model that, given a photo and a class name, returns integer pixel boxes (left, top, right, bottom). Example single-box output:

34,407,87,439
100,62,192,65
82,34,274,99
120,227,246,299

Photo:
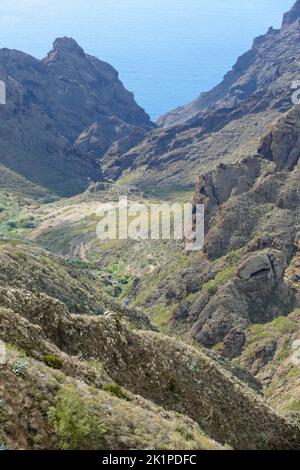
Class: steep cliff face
164,104,299,362
100,1,300,197
159,1,300,128
282,0,300,28
0,37,153,196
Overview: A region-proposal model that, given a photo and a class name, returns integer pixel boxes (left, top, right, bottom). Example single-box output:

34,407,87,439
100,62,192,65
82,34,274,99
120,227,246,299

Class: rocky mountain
282,0,300,28
110,2,300,419
1,1,300,452
182,105,300,355
158,0,300,128
100,0,300,197
0,37,153,196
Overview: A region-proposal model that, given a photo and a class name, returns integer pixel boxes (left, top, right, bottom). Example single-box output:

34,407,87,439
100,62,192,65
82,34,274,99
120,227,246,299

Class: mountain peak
0,37,153,196
53,37,84,53
53,36,84,55
282,0,300,28
45,37,86,62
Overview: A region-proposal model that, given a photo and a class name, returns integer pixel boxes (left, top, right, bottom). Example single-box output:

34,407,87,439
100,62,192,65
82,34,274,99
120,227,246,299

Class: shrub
250,316,296,342
203,280,218,296
203,264,236,296
74,303,82,313
102,383,131,401
269,316,296,334
215,265,236,284
68,258,98,270
48,388,106,450
20,220,36,229
7,221,17,229
12,359,28,377
168,376,177,393
43,355,63,370
118,275,130,285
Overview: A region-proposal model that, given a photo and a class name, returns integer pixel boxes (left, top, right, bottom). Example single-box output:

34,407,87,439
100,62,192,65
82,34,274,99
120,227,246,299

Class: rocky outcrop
237,253,274,281
172,102,300,357
258,105,300,171
189,249,294,353
193,156,261,223
238,309,300,417
285,232,300,294
282,0,300,28
0,37,153,196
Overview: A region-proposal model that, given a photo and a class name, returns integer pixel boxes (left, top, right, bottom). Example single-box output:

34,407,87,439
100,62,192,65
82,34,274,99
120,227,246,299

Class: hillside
1,1,300,452
1,287,300,450
0,37,153,196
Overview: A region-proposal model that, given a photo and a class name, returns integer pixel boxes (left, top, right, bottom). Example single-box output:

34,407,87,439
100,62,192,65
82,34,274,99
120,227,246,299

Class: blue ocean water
0,0,294,120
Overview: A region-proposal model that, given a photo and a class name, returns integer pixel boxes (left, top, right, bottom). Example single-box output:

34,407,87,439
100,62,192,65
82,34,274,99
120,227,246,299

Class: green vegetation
268,316,297,334
102,383,131,401
151,304,173,330
67,258,99,270
288,367,300,378
48,387,107,450
216,265,236,284
0,191,40,236
250,316,297,342
203,265,236,295
67,258,134,300
12,359,28,377
100,262,134,299
202,249,242,295
43,355,64,370
276,342,291,363
203,279,218,296
286,400,300,413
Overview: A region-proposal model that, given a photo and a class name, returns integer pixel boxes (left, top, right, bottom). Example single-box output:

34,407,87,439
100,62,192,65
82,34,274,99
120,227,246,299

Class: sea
0,0,294,120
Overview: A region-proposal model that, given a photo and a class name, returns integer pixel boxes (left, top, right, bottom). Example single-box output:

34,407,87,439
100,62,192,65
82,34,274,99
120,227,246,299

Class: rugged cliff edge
0,37,153,196
100,0,300,196
159,0,300,128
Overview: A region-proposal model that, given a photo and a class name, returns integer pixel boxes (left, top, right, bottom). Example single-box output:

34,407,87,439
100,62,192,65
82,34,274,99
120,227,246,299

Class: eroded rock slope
1,287,300,450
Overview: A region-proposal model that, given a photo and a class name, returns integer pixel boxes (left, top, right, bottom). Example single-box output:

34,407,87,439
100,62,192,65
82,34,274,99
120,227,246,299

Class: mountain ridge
100,2,300,197
0,37,154,196
158,1,300,128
